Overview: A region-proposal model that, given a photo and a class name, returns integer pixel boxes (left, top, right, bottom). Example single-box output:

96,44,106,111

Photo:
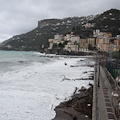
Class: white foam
0,57,94,120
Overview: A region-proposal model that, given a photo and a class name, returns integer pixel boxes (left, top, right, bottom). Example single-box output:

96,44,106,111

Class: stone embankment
53,85,93,120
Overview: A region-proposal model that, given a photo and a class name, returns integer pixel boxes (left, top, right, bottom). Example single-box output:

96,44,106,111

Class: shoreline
52,56,95,120
52,86,93,120
39,54,94,59
0,51,95,119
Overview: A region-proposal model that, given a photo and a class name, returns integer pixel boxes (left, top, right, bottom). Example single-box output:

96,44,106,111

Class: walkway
92,64,118,120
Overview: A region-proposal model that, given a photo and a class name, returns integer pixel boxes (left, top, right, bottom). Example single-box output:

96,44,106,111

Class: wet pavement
92,64,118,120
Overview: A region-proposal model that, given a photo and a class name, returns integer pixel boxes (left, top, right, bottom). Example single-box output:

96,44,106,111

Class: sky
0,0,120,42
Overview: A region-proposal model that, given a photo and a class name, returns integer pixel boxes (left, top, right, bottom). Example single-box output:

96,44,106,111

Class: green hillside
72,9,120,37
1,18,85,51
0,9,120,52
90,9,120,36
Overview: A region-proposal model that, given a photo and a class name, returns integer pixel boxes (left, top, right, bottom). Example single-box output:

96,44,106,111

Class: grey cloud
0,0,120,42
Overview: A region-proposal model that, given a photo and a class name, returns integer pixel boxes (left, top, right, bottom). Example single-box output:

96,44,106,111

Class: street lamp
98,60,100,87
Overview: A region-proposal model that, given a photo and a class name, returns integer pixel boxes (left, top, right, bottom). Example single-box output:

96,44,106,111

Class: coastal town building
79,39,88,51
54,34,63,41
113,39,120,52
87,37,96,47
64,36,80,53
47,29,120,54
64,42,79,52
64,34,71,41
93,30,114,52
49,39,55,43
48,39,55,49
70,36,80,43
82,23,95,28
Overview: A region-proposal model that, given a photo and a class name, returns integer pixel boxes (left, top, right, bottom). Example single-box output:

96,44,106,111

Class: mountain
71,9,120,38
0,8,120,52
0,17,89,51
89,9,120,36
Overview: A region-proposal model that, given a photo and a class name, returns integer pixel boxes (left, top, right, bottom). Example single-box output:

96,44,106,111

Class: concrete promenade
92,64,119,120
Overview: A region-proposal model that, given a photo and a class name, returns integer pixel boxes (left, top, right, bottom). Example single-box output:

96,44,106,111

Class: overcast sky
0,0,119,42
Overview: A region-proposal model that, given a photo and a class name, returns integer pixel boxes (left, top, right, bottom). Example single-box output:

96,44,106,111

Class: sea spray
0,51,94,120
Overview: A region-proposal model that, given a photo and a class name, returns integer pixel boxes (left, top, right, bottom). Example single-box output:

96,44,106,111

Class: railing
106,60,120,79
92,56,100,120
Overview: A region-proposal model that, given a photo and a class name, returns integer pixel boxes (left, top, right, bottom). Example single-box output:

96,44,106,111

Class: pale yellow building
79,39,89,50
49,39,55,43
64,42,79,52
71,36,80,43
87,38,96,47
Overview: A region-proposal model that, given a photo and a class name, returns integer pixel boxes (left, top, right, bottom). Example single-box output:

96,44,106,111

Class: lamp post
98,59,100,87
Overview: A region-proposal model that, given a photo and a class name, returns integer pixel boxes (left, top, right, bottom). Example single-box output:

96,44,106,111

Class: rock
81,86,86,91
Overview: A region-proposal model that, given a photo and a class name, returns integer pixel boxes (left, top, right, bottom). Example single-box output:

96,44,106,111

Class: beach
0,51,95,120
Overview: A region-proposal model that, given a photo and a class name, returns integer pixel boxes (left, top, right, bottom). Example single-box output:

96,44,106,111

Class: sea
0,50,95,120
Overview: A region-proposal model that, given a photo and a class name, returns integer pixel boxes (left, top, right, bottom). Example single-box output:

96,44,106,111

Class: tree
53,43,58,49
58,43,64,48
72,26,76,31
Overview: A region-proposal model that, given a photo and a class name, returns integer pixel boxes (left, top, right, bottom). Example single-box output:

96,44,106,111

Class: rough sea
0,50,94,120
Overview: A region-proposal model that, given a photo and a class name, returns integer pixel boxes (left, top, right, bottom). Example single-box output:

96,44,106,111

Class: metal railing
92,55,100,120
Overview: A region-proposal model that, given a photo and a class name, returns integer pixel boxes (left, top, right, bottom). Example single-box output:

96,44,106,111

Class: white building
70,36,80,43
